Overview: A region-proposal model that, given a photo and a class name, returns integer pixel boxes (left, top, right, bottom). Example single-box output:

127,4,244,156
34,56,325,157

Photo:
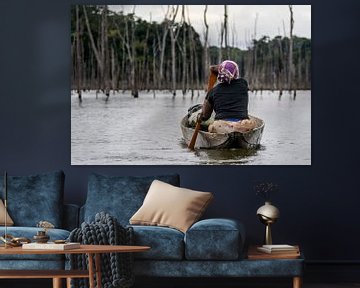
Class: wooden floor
1,279,360,288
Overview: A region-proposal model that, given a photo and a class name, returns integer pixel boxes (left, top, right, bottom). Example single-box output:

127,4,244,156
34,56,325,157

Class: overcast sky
108,5,311,49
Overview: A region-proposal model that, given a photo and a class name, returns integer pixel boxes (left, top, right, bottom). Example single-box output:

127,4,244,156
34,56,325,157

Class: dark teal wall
0,0,359,264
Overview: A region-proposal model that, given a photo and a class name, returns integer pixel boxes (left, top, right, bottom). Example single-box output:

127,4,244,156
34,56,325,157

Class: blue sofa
0,170,78,270
80,173,304,284
0,171,303,287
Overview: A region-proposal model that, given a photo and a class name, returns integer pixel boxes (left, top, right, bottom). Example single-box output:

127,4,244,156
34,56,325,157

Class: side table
0,244,150,288
247,245,303,288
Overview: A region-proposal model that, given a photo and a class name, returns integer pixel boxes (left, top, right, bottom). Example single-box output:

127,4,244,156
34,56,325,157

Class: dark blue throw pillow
0,170,64,227
84,173,180,225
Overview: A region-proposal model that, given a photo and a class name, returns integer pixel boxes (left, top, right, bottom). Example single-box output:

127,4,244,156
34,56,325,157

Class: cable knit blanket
68,212,134,288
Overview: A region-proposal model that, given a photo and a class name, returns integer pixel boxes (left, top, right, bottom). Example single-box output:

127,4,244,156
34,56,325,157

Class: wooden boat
180,115,265,149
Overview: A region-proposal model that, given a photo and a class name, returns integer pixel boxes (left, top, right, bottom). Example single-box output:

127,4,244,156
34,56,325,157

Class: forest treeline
71,5,311,99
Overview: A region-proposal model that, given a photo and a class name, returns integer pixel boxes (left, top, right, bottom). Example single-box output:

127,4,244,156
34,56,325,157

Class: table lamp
256,201,280,245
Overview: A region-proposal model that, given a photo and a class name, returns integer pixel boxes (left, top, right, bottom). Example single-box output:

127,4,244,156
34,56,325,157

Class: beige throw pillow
130,180,213,233
0,199,14,226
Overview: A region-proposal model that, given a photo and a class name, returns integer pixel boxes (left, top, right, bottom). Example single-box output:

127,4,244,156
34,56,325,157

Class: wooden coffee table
0,244,150,288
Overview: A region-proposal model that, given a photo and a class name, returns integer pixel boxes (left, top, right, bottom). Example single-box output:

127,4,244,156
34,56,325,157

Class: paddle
188,69,217,150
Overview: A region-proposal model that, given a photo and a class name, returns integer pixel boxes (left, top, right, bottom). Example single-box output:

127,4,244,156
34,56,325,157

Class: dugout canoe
180,115,265,149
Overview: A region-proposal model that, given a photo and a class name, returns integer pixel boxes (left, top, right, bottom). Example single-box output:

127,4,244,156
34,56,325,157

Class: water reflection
71,90,311,165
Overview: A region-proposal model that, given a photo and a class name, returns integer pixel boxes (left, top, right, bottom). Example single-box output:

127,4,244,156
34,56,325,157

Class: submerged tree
70,5,311,96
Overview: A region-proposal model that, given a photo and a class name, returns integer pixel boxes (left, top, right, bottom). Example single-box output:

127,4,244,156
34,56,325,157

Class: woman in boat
199,60,255,133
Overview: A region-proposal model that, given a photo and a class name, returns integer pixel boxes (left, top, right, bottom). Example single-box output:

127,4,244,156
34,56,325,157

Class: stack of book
22,242,80,250
248,244,300,260
257,244,299,254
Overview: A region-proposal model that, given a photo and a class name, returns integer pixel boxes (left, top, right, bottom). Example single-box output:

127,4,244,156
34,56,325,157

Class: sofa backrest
81,173,180,226
0,170,65,228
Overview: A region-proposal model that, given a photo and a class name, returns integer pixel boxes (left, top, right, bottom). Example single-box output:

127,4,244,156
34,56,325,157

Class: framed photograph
71,5,311,165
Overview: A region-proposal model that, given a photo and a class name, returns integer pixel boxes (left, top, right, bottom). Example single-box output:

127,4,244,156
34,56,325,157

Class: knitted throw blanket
68,212,135,288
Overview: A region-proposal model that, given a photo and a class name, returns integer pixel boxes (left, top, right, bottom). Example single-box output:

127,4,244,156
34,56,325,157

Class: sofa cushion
84,173,180,225
0,227,70,261
184,218,245,260
0,171,64,227
130,180,213,233
0,199,14,226
130,225,184,260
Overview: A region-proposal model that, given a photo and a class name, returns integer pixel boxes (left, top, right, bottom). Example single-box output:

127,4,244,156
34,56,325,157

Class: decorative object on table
256,244,299,254
254,181,280,245
248,245,300,260
33,220,55,243
69,212,135,288
0,198,14,226
1,171,9,248
0,234,31,247
22,242,80,250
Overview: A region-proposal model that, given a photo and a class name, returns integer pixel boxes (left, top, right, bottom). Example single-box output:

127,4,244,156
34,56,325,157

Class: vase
256,201,280,245
33,230,50,243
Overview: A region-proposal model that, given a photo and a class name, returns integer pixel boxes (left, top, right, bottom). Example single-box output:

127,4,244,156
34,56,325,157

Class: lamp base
265,223,272,245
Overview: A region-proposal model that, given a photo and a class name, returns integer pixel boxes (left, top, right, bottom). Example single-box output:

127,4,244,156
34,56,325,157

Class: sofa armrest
184,218,245,260
63,204,80,231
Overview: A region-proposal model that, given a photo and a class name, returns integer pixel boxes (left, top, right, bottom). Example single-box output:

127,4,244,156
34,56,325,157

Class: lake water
71,90,311,165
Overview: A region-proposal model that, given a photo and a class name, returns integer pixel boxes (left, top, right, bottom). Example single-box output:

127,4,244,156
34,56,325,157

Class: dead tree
114,6,138,97
101,5,110,98
203,5,209,89
218,22,224,63
75,5,82,102
224,5,229,60
288,5,296,96
181,6,187,96
169,5,180,96
187,7,200,97
158,6,171,90
83,5,108,96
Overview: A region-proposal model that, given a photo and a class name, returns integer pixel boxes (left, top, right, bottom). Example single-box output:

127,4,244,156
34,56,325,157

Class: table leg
95,253,102,288
88,253,95,288
66,277,72,288
52,278,62,288
293,276,302,288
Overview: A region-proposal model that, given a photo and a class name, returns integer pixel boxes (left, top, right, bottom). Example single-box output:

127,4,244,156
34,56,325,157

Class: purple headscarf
217,60,240,84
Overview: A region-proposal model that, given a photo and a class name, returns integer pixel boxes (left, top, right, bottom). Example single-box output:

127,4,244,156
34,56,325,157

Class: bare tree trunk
83,6,104,91
111,47,116,93
193,39,200,96
203,5,209,89
114,7,138,97
277,36,284,97
289,5,295,96
75,5,82,102
224,5,229,60
218,22,224,63
189,25,194,98
169,5,179,97
181,6,187,96
102,5,110,99
152,38,157,95
252,13,258,90
130,10,138,97
143,23,150,91
158,6,171,90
